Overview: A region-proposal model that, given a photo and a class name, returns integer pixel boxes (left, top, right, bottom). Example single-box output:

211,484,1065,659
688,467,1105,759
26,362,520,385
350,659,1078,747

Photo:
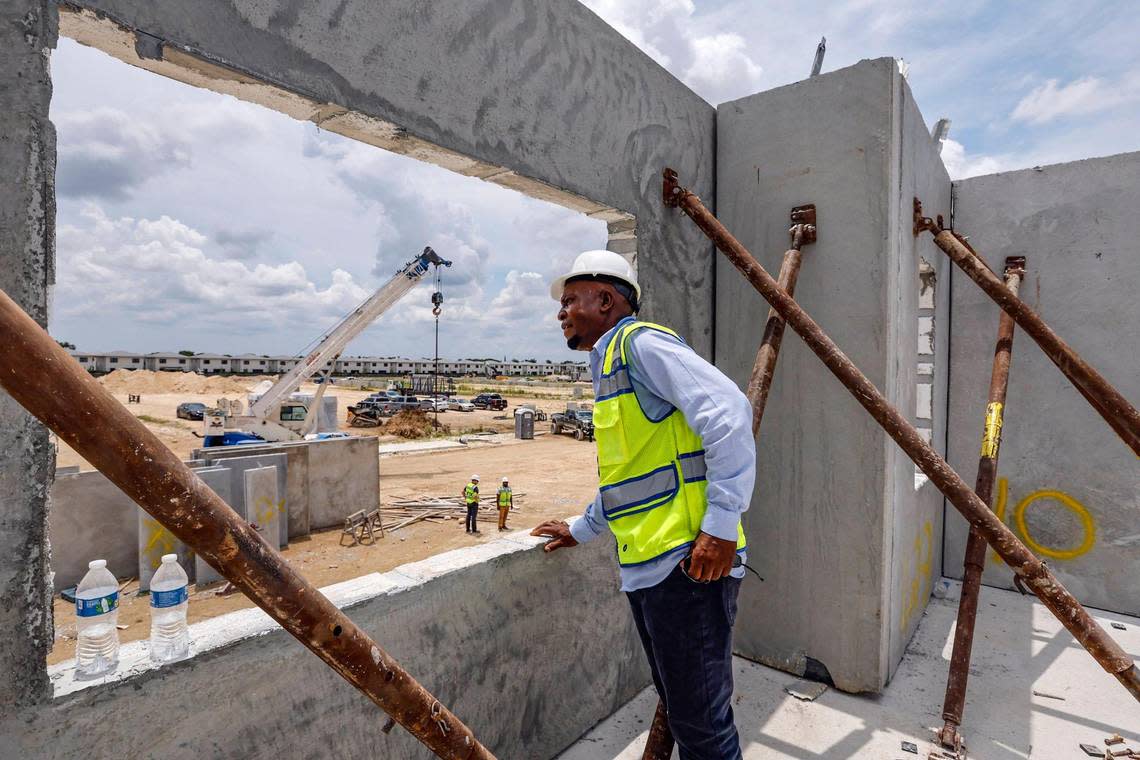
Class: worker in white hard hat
463,474,480,534
496,476,513,531
533,249,755,759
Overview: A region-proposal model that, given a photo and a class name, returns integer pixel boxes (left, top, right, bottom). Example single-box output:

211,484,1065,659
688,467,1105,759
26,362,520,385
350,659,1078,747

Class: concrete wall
944,152,1140,616
49,470,139,589
58,0,718,354
715,59,951,692
0,533,650,760
0,0,56,708
886,74,953,679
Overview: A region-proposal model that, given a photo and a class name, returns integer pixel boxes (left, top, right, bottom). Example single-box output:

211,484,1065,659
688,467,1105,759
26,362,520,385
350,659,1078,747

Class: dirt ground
48,431,599,665
55,370,589,470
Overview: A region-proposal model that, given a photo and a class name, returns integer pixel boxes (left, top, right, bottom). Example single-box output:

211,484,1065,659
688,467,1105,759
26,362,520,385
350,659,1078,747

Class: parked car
176,402,208,421
472,393,507,411
422,397,449,412
551,408,594,441
448,397,475,412
387,395,423,411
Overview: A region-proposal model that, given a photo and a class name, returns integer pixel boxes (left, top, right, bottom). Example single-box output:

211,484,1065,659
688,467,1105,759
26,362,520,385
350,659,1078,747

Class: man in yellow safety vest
497,476,513,531
532,250,754,760
463,474,480,534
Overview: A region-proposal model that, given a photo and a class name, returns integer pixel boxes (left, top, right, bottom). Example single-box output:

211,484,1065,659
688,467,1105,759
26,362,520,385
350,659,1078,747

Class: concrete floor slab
559,579,1140,759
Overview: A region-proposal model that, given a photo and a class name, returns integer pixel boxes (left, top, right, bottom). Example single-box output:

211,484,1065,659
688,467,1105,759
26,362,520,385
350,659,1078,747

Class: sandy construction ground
55,370,589,470
48,421,600,665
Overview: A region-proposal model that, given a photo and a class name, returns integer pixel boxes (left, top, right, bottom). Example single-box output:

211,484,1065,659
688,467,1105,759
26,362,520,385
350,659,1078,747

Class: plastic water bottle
74,559,120,678
149,553,190,663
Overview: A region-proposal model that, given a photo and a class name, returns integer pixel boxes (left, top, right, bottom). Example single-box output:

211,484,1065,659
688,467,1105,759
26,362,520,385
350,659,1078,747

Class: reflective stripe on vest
594,320,746,567
497,488,511,507
464,483,478,503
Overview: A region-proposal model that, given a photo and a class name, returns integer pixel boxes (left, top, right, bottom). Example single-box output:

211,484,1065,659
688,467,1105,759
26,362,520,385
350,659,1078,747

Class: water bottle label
150,586,188,608
76,592,119,617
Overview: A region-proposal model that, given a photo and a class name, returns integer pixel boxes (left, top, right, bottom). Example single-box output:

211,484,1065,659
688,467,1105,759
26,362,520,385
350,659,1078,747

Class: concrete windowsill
48,527,558,699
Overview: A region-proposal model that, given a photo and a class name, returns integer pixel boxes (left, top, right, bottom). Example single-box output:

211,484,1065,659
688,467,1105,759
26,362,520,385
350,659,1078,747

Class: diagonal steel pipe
642,210,816,760
661,167,1140,702
937,257,1024,755
914,204,1140,457
0,288,494,760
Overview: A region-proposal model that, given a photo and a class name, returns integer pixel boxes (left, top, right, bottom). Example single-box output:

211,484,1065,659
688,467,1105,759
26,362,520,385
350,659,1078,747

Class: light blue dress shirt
569,316,756,592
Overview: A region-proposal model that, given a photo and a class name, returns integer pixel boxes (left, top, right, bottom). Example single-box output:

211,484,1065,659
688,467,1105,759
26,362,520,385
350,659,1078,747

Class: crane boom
248,247,451,421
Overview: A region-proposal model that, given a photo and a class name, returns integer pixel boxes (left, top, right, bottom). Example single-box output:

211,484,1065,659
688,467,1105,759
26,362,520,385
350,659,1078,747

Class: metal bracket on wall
790,204,817,247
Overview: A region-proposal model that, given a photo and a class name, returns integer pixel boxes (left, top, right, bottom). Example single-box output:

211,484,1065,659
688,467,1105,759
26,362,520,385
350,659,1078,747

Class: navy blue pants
626,564,742,760
465,503,478,532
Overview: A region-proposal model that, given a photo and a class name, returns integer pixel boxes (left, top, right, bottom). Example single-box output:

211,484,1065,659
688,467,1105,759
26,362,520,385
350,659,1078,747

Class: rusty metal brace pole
747,206,816,436
641,207,819,760
936,257,1025,756
0,289,494,760
661,167,1140,702
913,202,1140,458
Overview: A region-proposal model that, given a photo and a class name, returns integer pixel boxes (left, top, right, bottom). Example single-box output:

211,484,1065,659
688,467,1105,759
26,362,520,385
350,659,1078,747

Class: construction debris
783,679,828,702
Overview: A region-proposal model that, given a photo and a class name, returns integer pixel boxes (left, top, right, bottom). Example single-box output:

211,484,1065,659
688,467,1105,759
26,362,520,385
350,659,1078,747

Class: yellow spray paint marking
989,478,1096,564
980,402,1004,459
900,520,933,633
252,495,279,528
1014,489,1096,560
142,516,177,569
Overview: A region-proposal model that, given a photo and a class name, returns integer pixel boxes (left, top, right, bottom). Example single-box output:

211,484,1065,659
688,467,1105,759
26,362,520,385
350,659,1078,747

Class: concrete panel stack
945,151,1140,617
715,58,952,691
196,443,310,539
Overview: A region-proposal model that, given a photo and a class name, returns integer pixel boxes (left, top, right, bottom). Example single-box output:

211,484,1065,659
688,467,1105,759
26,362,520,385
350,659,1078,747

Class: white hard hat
550,250,640,303
501,476,509,483
471,474,480,481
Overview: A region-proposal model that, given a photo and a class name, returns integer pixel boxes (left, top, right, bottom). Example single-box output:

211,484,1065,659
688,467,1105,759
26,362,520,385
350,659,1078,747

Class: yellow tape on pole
980,401,1004,459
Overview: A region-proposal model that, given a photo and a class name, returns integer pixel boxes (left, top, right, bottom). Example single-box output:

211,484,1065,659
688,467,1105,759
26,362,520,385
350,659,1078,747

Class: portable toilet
514,407,535,440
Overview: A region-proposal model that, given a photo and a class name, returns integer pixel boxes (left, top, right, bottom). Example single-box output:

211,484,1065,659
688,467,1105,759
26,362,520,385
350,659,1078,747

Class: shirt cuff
569,514,601,544
700,504,742,543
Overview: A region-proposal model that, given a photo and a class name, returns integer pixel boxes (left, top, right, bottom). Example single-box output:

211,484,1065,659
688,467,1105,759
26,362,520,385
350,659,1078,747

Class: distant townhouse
69,350,586,380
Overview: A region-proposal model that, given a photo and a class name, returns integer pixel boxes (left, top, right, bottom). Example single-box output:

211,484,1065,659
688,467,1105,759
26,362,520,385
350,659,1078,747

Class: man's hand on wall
685,531,737,582
530,520,579,553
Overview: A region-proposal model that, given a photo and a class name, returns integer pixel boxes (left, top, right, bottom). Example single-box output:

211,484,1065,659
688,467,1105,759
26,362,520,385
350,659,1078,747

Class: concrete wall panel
48,470,138,589
945,152,1140,616
138,508,194,591
715,59,951,691
2,535,650,760
884,75,953,679
305,436,378,529
0,0,57,708
193,467,234,587
244,466,281,550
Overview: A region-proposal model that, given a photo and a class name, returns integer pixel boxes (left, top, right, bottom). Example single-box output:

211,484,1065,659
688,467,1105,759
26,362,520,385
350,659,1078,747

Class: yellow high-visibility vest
497,487,512,508
464,483,478,504
594,320,746,566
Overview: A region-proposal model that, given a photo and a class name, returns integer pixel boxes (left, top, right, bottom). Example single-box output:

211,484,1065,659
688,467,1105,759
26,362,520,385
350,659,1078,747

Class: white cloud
55,100,274,201
579,0,764,103
939,138,1009,179
55,108,191,200
1012,74,1140,124
56,205,370,330
684,34,764,101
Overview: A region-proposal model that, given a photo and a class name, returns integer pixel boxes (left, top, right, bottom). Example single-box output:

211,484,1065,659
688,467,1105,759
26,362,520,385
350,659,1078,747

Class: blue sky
49,1,1140,360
